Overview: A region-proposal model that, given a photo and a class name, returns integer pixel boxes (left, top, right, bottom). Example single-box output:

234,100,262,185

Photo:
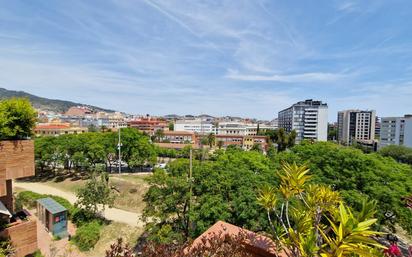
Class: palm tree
217,140,224,149
154,129,164,143
207,133,215,148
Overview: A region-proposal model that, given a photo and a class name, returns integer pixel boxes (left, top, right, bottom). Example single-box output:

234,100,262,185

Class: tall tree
154,129,164,143
207,133,215,148
118,128,157,169
265,128,297,152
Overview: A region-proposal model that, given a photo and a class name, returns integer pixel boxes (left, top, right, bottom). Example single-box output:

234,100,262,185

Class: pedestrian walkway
14,182,144,227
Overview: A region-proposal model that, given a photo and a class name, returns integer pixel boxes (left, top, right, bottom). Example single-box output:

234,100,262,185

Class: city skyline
1,1,412,120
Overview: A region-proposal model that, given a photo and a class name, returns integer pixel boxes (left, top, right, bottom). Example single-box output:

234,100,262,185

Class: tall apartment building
278,99,328,142
337,110,376,145
379,115,412,148
375,116,381,139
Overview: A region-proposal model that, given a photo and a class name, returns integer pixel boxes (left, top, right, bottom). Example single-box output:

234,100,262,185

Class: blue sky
0,0,411,121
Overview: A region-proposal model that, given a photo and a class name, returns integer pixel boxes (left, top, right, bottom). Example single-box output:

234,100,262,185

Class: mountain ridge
0,88,115,113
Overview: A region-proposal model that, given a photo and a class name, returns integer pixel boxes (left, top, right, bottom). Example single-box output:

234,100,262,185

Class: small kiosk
36,198,68,238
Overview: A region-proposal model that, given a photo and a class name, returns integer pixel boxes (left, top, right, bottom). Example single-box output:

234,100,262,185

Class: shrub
72,221,102,251
0,98,37,140
71,208,98,227
33,250,44,257
0,238,15,257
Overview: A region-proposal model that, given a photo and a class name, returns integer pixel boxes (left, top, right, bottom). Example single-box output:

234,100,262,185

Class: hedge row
15,191,76,217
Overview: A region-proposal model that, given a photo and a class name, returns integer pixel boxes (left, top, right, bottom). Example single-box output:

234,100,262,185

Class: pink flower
384,243,402,256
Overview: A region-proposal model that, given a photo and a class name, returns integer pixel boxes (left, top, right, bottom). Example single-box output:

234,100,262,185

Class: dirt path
14,182,144,227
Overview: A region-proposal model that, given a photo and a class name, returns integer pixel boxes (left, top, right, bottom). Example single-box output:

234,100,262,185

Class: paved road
14,182,144,227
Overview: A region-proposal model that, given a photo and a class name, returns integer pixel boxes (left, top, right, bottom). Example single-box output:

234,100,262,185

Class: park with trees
1,97,412,256
142,143,412,249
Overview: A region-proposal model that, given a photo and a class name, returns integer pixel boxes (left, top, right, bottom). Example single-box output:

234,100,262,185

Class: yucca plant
257,162,385,257
319,203,385,257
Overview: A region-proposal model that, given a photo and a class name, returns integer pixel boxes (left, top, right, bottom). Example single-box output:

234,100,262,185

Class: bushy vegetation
33,250,45,257
258,163,384,256
35,128,156,173
378,145,412,165
16,190,104,251
0,98,37,140
275,142,412,234
75,172,115,214
143,148,278,242
72,220,102,251
0,238,15,257
143,142,412,245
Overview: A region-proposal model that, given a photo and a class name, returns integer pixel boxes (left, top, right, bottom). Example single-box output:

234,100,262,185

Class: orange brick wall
0,140,35,196
0,180,13,212
0,218,38,257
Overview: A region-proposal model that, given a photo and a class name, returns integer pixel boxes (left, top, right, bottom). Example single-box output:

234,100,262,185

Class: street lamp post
118,126,122,174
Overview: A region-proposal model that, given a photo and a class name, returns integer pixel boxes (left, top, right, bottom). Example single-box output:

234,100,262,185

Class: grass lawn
109,175,150,213
25,171,151,213
43,178,86,193
85,222,144,257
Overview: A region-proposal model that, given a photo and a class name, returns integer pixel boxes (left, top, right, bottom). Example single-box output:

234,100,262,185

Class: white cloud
225,69,345,83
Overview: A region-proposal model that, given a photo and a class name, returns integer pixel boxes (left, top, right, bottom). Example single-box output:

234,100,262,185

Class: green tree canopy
378,144,412,165
274,141,412,234
0,98,37,140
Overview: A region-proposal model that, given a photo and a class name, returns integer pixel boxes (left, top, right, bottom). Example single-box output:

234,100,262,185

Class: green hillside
0,88,115,113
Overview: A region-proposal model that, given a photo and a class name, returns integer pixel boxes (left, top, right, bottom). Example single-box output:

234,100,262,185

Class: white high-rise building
337,110,376,145
379,115,412,148
278,99,328,142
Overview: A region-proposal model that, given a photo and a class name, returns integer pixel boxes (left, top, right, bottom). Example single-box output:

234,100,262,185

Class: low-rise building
215,135,244,147
217,122,247,135
174,119,216,134
161,131,196,144
128,117,168,135
34,123,88,136
215,135,268,151
379,115,412,148
64,106,93,117
242,135,268,150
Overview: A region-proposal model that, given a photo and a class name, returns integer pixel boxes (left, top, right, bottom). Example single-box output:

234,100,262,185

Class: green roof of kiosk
37,197,67,215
